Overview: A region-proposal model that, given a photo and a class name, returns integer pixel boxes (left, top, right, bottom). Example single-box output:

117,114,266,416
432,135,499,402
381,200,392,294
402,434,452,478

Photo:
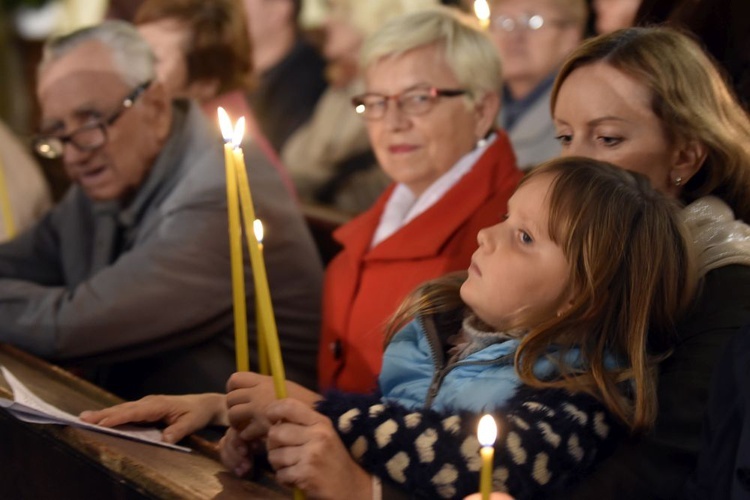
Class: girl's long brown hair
387,157,696,433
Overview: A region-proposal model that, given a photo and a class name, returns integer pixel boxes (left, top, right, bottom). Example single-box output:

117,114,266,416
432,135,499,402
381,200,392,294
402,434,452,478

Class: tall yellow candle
229,121,288,399
254,219,270,376
218,107,249,372
0,155,16,239
474,0,491,30
478,414,498,500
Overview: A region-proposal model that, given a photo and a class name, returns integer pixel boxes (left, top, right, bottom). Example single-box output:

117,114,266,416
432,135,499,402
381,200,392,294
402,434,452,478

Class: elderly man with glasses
489,0,587,170
0,21,323,400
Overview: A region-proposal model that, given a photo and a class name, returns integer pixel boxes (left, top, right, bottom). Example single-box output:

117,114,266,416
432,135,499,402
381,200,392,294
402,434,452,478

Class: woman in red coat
318,8,523,392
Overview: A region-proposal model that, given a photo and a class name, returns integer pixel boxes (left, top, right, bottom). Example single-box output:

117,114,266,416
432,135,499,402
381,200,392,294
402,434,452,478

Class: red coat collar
334,131,520,262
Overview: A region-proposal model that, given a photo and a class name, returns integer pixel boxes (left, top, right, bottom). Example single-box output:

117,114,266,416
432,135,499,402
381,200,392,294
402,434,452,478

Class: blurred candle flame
217,106,233,142
254,218,264,244
474,0,491,29
232,117,245,149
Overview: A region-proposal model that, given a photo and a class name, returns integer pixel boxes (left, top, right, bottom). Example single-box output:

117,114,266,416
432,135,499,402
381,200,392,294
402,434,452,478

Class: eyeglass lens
34,123,107,159
493,14,545,31
354,88,467,120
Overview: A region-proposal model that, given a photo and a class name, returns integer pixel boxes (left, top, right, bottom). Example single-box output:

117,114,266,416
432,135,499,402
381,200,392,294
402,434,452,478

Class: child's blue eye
520,231,533,244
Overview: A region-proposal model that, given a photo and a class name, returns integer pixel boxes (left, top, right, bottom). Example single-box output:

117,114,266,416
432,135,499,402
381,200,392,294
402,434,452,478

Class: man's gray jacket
0,101,323,399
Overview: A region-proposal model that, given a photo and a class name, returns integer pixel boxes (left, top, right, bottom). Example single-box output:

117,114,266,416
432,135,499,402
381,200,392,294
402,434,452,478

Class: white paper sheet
0,366,191,452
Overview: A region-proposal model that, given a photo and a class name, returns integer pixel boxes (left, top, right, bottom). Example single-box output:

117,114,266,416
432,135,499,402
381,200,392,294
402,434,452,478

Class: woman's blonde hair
360,6,502,98
387,157,695,433
551,27,750,222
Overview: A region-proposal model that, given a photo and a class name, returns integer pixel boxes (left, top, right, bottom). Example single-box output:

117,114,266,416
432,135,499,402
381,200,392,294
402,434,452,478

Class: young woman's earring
476,137,488,149
674,176,683,186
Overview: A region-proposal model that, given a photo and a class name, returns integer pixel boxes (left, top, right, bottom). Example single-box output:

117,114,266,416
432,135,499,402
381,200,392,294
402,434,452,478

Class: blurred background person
282,0,437,215
106,0,146,23
137,0,252,120
318,6,522,393
135,0,294,195
635,0,750,111
591,0,641,34
489,0,587,170
3,20,322,399
243,0,327,152
0,119,51,242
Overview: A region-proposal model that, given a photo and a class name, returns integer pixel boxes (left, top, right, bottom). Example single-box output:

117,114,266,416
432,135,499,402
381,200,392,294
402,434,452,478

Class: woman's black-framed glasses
33,80,152,160
351,86,469,121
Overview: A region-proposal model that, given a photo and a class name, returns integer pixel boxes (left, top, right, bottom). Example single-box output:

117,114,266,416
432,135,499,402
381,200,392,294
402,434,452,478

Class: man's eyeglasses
33,80,152,160
351,86,469,121
491,13,570,33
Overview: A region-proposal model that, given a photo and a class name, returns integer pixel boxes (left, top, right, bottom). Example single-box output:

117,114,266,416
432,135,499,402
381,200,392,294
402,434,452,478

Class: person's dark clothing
247,38,327,152
685,324,750,500
563,264,750,499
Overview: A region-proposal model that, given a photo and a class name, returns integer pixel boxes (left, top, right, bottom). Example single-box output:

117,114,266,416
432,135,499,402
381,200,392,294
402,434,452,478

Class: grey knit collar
448,314,526,362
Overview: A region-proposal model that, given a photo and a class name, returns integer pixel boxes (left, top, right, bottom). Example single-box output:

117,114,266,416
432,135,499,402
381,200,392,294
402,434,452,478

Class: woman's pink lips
388,144,418,154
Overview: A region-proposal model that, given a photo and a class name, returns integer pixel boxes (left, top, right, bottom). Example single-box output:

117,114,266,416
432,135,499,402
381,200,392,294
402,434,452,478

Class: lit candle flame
478,414,497,447
217,107,233,143
474,0,491,29
232,117,246,149
254,219,264,244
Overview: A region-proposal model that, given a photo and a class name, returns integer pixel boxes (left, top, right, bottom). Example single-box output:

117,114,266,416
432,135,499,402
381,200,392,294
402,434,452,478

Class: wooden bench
0,344,290,499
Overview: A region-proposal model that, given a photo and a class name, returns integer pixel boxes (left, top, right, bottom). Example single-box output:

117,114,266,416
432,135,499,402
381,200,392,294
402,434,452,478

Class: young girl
83,157,695,498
